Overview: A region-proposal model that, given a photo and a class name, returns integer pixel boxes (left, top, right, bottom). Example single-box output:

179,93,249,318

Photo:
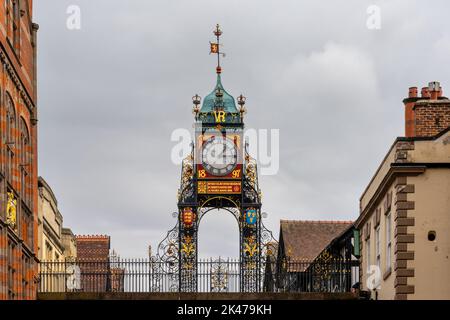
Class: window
6,93,16,182
45,241,53,261
428,231,436,241
8,240,16,299
5,0,13,39
22,208,33,248
12,0,20,53
19,117,31,207
366,238,371,272
385,213,392,271
5,0,20,53
21,254,29,300
375,226,381,268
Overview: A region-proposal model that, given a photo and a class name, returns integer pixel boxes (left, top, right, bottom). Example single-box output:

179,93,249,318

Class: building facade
37,177,63,262
0,0,39,300
37,177,77,262
356,82,450,300
36,177,77,293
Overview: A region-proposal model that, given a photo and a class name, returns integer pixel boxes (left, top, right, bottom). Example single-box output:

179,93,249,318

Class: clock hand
223,143,227,162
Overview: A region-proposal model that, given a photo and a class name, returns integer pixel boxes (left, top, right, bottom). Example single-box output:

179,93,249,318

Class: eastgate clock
201,136,237,176
173,25,277,293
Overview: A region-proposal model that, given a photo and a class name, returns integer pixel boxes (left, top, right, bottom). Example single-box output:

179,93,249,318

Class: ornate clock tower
159,25,275,293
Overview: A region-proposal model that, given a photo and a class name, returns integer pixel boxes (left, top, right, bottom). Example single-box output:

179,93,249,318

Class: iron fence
38,257,359,293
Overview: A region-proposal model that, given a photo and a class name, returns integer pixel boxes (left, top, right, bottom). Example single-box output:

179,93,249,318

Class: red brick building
76,235,112,292
76,235,111,261
0,1,39,300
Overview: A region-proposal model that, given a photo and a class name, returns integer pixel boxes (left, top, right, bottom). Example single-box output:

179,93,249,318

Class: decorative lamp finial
238,94,247,116
192,94,201,117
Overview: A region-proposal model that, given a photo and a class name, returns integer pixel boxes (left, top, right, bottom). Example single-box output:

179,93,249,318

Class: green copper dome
200,74,238,113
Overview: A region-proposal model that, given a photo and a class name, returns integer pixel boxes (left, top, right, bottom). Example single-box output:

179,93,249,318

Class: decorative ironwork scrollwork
211,258,229,292
312,250,333,292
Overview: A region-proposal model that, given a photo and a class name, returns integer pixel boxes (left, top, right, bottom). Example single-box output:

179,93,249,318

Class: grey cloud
35,0,450,257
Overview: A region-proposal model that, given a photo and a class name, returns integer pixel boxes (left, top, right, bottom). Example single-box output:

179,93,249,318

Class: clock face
202,136,237,176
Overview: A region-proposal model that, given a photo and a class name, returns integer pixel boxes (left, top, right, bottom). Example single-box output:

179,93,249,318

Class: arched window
18,117,34,247
5,0,13,39
19,117,30,165
5,0,20,52
12,0,21,52
6,93,15,142
19,117,31,207
6,93,16,181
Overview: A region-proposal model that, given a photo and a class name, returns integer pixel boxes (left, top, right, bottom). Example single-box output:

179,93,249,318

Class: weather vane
210,24,226,74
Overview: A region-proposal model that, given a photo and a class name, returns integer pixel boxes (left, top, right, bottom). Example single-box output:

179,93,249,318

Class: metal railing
38,258,359,293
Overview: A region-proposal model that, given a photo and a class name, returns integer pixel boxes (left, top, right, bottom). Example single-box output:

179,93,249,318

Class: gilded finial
210,24,225,74
192,94,201,117
238,94,247,117
214,24,222,37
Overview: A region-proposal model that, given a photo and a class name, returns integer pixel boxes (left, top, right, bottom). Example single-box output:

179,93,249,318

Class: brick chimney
404,87,417,137
403,81,450,137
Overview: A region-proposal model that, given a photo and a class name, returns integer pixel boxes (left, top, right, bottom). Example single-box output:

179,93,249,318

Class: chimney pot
428,81,441,91
421,87,430,98
408,87,418,98
429,81,441,100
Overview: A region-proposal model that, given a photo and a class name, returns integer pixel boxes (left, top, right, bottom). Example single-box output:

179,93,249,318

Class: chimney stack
404,87,418,137
403,81,450,138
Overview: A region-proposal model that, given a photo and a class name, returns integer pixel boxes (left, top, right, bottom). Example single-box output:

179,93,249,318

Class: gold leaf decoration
6,192,17,230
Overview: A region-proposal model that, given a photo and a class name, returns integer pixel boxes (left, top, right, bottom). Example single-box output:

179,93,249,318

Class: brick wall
0,0,38,300
76,235,110,260
414,103,450,137
75,235,111,292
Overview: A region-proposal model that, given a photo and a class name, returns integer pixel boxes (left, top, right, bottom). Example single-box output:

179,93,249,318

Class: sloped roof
280,220,353,261
200,74,237,113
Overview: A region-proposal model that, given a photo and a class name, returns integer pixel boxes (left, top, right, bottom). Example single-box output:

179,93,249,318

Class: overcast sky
34,0,450,258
